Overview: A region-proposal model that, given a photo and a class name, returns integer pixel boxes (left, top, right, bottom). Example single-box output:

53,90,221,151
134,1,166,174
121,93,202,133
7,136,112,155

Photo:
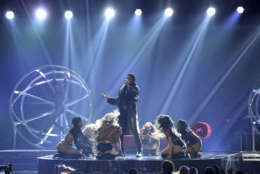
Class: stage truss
248,88,260,151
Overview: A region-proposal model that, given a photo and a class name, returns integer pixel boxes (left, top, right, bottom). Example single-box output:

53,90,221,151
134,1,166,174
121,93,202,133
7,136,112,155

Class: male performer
102,74,142,157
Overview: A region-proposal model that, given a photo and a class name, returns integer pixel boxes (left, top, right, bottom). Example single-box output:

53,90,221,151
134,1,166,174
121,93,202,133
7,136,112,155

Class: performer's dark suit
107,82,142,153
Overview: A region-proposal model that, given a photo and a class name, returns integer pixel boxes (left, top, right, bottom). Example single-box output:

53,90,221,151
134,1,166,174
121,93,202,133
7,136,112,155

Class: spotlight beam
63,20,72,66
190,29,260,123
107,18,167,98
86,21,110,91
160,17,210,113
6,3,53,66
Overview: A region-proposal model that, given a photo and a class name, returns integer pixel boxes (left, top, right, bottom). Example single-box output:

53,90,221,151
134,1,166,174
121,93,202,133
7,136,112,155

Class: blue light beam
190,28,260,123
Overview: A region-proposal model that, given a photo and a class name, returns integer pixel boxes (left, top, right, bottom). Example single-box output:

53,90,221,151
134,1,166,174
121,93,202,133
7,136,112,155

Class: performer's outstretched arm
102,93,119,105
107,97,119,105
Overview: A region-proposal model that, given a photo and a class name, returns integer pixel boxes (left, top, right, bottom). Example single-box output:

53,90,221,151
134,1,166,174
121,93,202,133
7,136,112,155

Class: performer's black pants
119,113,142,154
96,143,116,160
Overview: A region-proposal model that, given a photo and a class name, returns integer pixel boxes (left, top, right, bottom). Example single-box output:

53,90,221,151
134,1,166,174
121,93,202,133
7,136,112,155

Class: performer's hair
140,122,156,135
179,165,190,174
177,119,189,132
155,114,174,131
128,168,138,174
161,160,175,174
127,73,136,82
96,110,120,129
95,110,121,143
155,114,180,137
82,123,98,139
72,117,82,127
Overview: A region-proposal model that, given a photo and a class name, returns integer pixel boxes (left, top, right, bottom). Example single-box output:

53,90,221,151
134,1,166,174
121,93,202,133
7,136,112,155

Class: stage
0,150,56,174
38,152,260,174
0,150,260,173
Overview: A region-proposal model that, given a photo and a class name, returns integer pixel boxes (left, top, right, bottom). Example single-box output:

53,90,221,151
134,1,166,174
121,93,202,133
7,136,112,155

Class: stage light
237,6,244,14
35,8,47,20
104,7,115,19
207,7,216,16
135,9,142,16
5,10,15,20
164,8,174,17
64,10,73,19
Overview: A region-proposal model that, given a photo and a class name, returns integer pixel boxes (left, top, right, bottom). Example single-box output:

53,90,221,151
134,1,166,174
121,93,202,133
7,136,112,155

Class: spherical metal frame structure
9,65,91,149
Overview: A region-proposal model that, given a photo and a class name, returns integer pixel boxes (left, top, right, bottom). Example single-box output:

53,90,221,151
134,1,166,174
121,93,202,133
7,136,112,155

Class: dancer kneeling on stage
56,117,92,158
176,120,202,158
82,123,98,155
140,122,160,156
96,112,122,160
155,115,189,159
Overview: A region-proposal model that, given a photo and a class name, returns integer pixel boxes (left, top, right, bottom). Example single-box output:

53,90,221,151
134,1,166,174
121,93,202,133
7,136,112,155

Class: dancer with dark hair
128,168,138,174
179,165,190,174
161,160,175,174
155,115,188,159
102,74,142,157
190,167,199,174
205,167,217,174
176,120,202,158
56,117,92,158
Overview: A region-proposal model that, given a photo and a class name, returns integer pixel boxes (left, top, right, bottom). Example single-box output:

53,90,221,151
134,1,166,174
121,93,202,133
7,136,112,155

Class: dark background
0,0,260,151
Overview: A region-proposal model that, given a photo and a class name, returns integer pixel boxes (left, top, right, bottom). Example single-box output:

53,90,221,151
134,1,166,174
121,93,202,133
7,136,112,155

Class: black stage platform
37,152,260,174
0,150,260,174
0,150,56,173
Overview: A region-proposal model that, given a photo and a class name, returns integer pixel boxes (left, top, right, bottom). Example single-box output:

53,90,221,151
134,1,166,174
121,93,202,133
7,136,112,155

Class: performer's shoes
117,152,125,157
136,152,142,158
